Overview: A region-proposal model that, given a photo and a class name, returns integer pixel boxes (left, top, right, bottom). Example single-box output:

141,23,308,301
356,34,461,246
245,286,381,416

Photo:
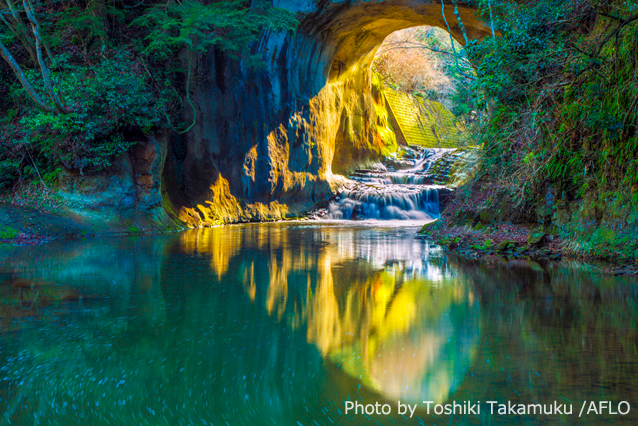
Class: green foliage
1,0,297,191
42,168,62,184
470,238,493,251
372,26,475,120
134,0,298,59
3,52,170,174
0,225,19,239
460,0,638,221
127,225,141,233
0,158,20,189
51,3,126,48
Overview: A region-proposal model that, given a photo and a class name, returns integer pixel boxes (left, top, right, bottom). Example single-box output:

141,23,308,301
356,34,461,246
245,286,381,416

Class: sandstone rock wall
55,132,174,231
53,1,489,228
161,0,490,225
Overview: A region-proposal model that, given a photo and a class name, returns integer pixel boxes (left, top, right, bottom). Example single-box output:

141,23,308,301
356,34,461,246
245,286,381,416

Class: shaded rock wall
48,1,490,229
55,132,175,231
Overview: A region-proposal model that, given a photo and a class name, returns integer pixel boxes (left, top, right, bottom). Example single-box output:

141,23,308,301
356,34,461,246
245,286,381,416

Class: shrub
6,52,171,174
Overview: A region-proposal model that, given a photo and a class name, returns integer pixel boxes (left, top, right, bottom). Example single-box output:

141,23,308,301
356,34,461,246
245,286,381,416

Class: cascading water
324,147,453,221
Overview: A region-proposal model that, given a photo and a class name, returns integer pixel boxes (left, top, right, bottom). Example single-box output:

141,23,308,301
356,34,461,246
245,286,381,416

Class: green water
0,222,636,425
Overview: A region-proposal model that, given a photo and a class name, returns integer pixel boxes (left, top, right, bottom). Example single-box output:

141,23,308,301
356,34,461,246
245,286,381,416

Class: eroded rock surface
40,1,488,230
162,0,490,225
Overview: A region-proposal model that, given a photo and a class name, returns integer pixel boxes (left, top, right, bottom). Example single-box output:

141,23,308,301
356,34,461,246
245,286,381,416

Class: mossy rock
436,237,451,246
527,232,546,246
497,241,515,251
478,210,493,225
418,220,439,234
0,225,19,240
126,225,142,234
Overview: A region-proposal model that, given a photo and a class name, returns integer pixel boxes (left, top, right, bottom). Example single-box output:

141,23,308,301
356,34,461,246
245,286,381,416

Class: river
0,222,637,425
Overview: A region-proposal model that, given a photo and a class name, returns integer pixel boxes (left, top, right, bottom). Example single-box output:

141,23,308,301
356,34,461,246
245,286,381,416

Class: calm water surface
0,222,636,425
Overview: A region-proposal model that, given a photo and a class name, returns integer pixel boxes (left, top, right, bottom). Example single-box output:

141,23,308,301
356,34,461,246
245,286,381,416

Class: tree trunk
1,0,37,62
89,0,108,51
451,0,470,45
487,0,496,39
439,0,473,80
22,0,52,61
0,40,54,112
22,0,67,113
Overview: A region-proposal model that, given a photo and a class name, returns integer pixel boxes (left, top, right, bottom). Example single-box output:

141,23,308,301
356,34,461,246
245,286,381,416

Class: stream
0,223,637,425
324,148,449,221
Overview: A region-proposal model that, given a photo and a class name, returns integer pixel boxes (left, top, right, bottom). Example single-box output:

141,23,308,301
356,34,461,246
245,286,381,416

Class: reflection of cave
321,270,479,405
163,1,491,225
180,224,480,405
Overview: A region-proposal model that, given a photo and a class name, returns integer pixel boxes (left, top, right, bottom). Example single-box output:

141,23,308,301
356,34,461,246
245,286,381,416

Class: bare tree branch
451,0,469,45
439,0,475,80
0,40,54,112
377,40,473,67
592,11,638,58
22,0,68,113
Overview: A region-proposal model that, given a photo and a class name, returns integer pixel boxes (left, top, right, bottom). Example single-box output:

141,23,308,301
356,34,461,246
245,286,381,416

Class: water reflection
182,225,478,403
180,225,479,405
0,223,636,425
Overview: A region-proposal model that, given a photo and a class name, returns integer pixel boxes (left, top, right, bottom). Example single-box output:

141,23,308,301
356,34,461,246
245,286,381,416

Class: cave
161,0,492,226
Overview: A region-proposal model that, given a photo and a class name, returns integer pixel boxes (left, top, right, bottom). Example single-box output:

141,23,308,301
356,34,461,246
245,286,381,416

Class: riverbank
3,190,637,278
0,201,182,244
0,203,90,244
421,221,638,276
420,195,638,277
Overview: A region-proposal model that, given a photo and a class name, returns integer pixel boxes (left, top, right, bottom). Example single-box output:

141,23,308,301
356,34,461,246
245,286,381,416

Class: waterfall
324,147,452,221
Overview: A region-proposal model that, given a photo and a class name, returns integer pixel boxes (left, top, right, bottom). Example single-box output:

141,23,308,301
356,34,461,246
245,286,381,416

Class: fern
134,0,298,60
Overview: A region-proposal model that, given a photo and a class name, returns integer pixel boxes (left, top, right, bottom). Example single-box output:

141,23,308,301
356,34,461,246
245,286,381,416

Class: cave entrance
328,12,485,175
323,25,481,221
163,2,493,226
371,25,475,150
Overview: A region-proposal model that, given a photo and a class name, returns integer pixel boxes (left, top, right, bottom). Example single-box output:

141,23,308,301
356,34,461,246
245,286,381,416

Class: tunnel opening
321,3,490,177
162,1,491,227
320,24,482,222
370,25,475,150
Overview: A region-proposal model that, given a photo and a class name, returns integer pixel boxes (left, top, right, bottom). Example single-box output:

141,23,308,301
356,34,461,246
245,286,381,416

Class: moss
497,241,514,251
418,220,440,234
382,83,468,149
426,146,482,188
127,225,141,233
527,232,546,246
0,225,19,240
371,70,399,155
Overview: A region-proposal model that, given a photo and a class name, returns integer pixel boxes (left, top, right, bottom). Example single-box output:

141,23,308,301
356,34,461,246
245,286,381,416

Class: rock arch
164,0,491,225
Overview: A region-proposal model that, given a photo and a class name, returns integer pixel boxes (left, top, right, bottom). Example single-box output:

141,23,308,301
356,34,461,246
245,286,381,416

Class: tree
373,25,476,122
134,0,298,133
459,0,638,213
0,0,300,190
0,0,67,113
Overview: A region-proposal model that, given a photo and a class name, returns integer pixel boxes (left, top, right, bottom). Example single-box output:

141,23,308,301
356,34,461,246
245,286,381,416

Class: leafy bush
0,225,19,239
0,0,298,191
458,0,638,218
134,0,298,59
4,52,171,174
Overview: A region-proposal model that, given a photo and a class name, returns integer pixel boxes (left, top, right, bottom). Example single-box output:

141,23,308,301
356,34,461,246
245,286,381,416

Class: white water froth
326,148,450,221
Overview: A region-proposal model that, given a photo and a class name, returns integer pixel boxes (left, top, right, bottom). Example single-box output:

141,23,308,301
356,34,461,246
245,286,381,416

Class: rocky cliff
50,0,490,229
